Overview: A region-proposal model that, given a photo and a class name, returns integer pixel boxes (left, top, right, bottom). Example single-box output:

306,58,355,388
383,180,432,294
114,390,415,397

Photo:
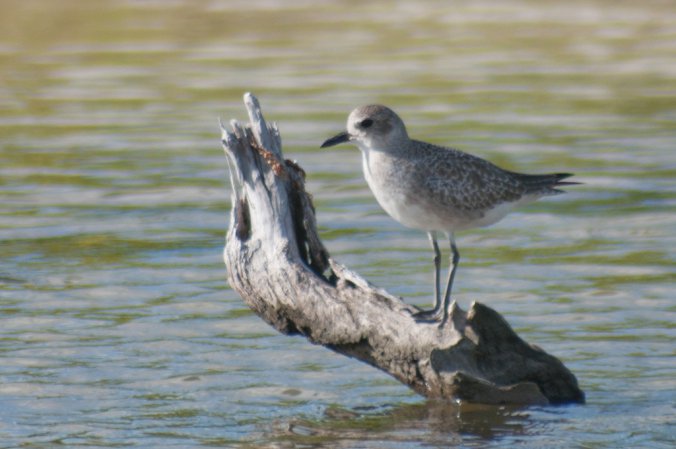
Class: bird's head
321,104,408,152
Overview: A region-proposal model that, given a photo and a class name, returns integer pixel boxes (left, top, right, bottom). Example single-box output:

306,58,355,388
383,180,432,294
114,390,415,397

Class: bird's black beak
320,131,351,148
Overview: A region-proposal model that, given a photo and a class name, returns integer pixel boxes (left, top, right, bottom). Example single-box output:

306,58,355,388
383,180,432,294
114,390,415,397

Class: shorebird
321,104,577,326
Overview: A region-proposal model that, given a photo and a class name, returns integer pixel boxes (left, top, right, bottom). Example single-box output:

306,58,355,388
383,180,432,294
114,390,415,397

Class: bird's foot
413,308,450,328
412,308,443,323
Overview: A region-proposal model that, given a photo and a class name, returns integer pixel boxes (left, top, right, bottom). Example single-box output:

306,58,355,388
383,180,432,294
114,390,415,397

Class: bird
321,104,578,326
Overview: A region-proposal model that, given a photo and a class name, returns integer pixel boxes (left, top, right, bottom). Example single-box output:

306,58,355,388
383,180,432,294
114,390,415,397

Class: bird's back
382,139,575,230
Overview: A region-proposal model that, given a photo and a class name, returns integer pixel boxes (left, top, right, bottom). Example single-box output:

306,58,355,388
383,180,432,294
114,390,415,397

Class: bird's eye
360,119,373,128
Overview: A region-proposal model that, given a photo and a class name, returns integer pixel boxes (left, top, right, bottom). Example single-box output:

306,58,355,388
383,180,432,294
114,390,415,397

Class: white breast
361,148,440,230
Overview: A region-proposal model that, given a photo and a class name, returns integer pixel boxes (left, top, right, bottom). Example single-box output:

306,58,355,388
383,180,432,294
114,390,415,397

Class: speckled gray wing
409,140,525,212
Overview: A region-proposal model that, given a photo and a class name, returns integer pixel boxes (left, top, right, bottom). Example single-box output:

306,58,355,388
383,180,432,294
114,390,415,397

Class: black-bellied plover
321,104,577,326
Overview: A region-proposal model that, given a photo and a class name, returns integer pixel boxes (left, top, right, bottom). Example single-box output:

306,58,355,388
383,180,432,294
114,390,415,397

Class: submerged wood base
221,93,585,405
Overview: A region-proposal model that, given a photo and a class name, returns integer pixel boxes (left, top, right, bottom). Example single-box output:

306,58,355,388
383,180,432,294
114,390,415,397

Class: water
1,0,674,447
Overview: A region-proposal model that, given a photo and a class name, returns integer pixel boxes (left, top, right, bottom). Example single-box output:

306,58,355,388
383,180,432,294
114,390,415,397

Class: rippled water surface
1,1,674,447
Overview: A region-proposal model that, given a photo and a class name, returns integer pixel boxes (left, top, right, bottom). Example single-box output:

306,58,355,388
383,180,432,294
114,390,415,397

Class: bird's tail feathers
517,172,581,195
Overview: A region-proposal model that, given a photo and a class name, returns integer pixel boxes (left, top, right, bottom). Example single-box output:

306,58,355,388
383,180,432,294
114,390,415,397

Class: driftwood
221,93,585,406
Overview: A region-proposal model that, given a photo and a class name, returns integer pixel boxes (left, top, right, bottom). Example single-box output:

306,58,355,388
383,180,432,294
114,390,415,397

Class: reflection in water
264,401,535,447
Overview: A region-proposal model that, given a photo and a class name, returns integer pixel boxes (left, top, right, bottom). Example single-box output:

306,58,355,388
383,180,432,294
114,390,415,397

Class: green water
1,1,674,447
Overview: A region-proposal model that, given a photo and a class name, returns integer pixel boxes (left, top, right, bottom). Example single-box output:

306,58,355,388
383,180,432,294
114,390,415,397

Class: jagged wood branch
221,93,584,405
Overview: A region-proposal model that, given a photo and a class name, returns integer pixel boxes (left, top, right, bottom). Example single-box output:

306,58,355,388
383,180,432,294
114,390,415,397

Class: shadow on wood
220,93,585,406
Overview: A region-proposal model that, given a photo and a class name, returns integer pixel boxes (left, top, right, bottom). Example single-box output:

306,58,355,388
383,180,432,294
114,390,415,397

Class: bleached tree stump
220,93,585,406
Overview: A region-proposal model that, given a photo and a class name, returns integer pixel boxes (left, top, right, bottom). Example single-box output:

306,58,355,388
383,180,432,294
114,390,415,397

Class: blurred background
0,0,674,447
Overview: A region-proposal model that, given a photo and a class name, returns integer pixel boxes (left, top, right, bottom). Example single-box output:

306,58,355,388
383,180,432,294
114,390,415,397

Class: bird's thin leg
439,232,459,327
428,231,442,314
413,231,442,320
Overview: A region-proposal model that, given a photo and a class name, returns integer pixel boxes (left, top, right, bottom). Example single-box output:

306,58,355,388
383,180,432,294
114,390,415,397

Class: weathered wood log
221,93,585,406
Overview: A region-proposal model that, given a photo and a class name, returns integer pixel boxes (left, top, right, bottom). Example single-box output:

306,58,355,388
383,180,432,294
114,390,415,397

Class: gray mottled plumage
408,139,572,213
